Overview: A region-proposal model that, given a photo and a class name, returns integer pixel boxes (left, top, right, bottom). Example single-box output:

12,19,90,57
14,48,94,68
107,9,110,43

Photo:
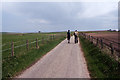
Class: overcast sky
2,1,118,32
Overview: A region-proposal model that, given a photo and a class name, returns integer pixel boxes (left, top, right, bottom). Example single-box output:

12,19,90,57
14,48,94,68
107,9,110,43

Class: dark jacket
67,32,70,40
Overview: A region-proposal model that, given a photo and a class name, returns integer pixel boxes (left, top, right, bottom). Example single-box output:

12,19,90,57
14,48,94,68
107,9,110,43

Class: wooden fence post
83,34,85,38
90,36,93,42
92,37,94,43
110,42,114,54
100,39,103,49
11,42,14,57
81,33,83,36
47,36,49,42
90,36,91,42
53,34,54,40
96,38,99,46
42,37,44,43
86,35,88,39
36,38,39,49
26,40,29,51
90,36,92,42
53,34,54,39
89,35,90,41
46,36,48,43
92,36,94,43
87,35,89,39
51,35,52,40
85,34,86,39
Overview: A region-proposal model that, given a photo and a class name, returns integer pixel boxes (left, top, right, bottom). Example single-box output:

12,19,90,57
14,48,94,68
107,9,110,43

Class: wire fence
79,32,120,61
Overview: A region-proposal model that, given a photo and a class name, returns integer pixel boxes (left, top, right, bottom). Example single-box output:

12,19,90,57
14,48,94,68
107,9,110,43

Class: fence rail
79,32,120,61
2,39,41,52
2,34,65,58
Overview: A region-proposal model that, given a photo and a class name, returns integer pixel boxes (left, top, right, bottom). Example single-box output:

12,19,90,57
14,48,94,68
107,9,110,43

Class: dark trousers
67,36,70,43
75,36,78,43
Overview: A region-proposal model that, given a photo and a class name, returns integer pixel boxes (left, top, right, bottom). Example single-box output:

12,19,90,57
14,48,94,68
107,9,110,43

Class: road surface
17,36,90,78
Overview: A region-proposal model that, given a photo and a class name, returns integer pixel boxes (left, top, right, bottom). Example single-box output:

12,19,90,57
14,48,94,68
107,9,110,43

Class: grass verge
79,36,120,78
2,36,66,79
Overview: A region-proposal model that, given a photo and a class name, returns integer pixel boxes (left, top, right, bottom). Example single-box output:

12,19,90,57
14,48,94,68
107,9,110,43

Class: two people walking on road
67,30,78,44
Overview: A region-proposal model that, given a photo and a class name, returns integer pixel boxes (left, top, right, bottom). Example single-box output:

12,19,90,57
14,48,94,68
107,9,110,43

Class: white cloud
28,19,50,24
77,2,117,19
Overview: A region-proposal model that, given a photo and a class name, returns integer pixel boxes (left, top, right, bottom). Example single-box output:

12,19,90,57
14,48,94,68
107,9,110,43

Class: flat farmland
85,32,120,52
2,32,66,59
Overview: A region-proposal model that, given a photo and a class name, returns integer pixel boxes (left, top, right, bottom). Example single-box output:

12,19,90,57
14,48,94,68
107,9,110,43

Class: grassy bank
2,33,66,79
79,36,120,78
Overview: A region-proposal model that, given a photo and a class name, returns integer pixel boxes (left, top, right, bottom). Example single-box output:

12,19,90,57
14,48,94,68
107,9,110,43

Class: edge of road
15,38,67,78
78,37,91,77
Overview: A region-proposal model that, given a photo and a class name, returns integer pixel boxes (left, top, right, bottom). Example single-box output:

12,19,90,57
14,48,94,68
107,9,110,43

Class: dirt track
16,36,90,78
86,32,119,43
86,32,119,51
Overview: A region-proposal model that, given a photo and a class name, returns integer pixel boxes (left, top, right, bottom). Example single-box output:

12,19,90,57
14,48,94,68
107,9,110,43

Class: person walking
74,30,78,43
67,30,71,43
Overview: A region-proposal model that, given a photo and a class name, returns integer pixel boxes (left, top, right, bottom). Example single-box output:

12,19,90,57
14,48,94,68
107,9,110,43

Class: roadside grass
79,36,120,78
2,33,66,79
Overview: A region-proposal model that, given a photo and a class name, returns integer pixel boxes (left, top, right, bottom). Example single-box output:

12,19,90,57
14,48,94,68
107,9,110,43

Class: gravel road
17,36,90,78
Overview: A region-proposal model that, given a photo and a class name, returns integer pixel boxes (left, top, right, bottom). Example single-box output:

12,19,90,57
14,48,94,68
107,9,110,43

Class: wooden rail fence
2,34,61,57
79,32,120,61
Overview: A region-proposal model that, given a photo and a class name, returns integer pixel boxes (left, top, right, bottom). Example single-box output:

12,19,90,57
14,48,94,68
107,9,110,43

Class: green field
2,32,66,79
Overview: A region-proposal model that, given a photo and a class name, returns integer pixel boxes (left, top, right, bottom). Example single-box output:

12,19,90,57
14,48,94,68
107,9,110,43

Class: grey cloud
2,2,118,32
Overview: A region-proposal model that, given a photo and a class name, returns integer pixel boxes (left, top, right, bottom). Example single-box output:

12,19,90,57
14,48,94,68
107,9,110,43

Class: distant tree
38,31,41,33
113,30,116,32
107,29,112,31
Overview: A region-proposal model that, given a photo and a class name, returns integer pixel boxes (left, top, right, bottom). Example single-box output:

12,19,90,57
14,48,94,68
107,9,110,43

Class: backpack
74,32,78,36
